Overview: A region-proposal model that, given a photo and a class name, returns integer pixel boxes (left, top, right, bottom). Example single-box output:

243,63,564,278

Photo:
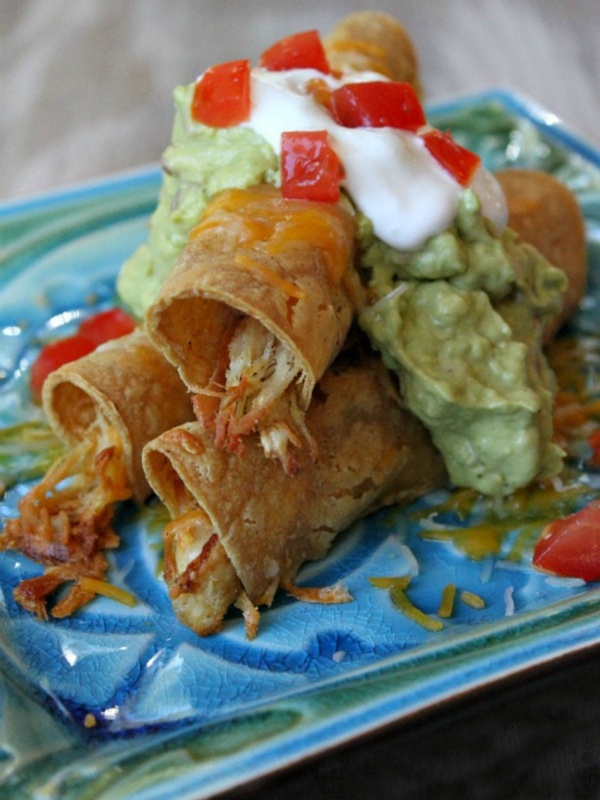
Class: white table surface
2,0,599,202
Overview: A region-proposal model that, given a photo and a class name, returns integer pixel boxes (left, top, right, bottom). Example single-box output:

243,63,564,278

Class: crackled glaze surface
0,93,600,799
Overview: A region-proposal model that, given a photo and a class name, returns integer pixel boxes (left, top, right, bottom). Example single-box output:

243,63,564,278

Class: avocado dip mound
358,190,567,496
117,76,568,499
117,84,278,317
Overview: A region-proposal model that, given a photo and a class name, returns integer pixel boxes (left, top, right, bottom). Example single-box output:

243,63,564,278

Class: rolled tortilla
0,329,193,618
323,11,422,95
42,328,193,502
143,353,446,637
495,169,587,339
145,184,361,473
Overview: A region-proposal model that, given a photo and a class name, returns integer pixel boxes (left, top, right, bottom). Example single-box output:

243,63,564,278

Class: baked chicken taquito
145,185,361,473
323,10,422,95
495,169,587,339
143,352,446,637
0,330,193,618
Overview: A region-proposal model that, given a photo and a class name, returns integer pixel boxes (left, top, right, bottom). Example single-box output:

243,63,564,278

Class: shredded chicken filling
162,507,352,639
194,316,316,473
163,508,246,636
0,423,132,618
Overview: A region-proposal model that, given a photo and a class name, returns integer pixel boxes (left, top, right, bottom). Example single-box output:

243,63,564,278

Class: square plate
1,90,600,800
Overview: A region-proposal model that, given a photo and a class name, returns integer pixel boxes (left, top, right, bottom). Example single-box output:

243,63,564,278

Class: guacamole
358,190,567,496
117,83,278,317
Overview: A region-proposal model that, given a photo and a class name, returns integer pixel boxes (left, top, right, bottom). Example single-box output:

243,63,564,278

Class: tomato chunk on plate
29,335,96,402
533,499,600,582
77,307,136,347
29,307,136,402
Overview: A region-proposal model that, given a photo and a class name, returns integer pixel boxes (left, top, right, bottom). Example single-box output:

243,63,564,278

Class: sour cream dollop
244,67,507,251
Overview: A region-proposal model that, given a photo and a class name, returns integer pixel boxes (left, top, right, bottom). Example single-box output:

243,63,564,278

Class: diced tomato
77,307,135,347
259,30,330,74
329,81,426,131
533,499,600,581
191,59,251,127
29,335,96,402
280,130,343,203
421,129,481,186
29,307,136,402
588,429,600,468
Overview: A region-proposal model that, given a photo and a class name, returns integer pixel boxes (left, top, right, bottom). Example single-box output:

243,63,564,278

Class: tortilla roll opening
41,329,193,502
164,510,242,637
142,445,198,519
145,185,359,470
145,443,243,636
44,380,98,438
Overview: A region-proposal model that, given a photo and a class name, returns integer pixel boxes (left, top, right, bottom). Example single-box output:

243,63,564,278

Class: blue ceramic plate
1,90,600,799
